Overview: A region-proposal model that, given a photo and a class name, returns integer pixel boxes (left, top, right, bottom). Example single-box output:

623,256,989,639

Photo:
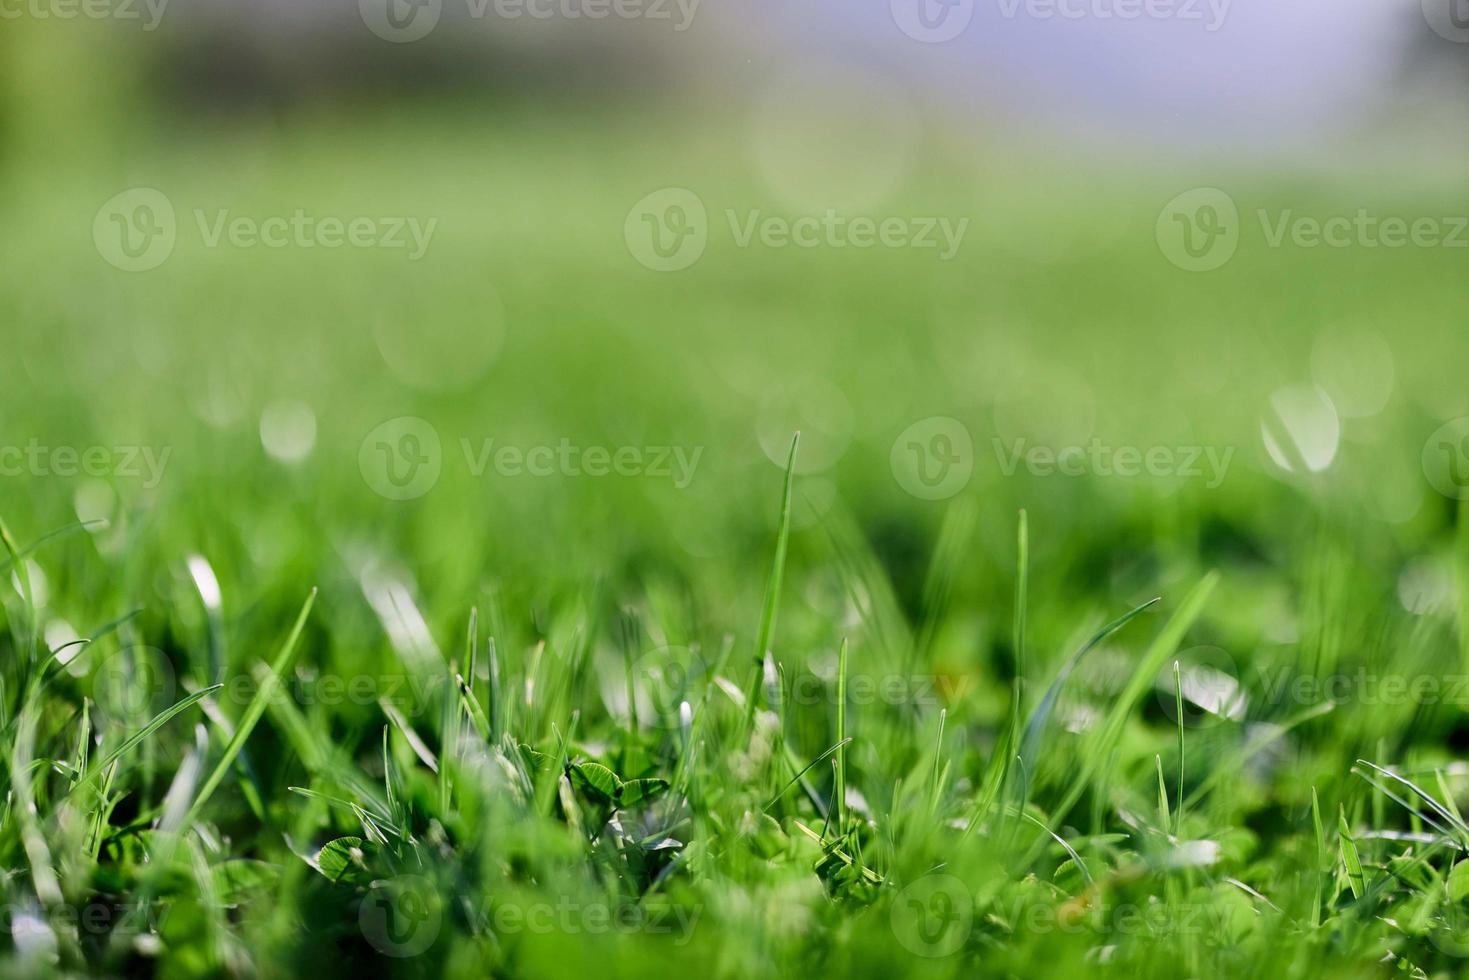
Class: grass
2,104,1469,979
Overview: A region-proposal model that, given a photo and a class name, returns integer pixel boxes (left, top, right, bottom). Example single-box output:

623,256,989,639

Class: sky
703,0,1424,161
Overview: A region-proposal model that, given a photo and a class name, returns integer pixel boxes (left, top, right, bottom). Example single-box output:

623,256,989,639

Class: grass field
4,106,1469,978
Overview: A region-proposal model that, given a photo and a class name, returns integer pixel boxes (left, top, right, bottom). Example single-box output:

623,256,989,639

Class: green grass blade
185,589,317,826
742,431,799,734
70,685,222,794
1339,805,1365,900
1020,595,1161,773
834,637,848,835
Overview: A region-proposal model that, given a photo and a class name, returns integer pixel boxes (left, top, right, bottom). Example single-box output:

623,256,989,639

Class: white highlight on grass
188,554,223,612
73,479,115,528
359,563,442,673
1063,703,1100,734
43,620,81,666
1177,663,1247,721
1398,555,1452,615
1166,840,1222,867
10,909,57,966
259,400,317,462
1261,384,1339,474
11,561,47,608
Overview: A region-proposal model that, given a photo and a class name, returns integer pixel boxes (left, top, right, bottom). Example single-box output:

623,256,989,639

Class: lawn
2,104,1469,978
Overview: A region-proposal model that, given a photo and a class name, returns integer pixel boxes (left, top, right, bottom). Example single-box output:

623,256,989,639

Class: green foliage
1,110,1468,980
